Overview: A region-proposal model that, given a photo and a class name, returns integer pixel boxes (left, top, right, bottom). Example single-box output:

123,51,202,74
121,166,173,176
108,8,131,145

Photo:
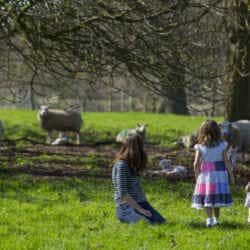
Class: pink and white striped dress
192,141,233,209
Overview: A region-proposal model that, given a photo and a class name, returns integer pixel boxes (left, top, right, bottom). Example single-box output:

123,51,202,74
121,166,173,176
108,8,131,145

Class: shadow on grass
187,221,205,229
218,221,248,229
4,126,118,147
148,128,183,146
0,173,112,205
188,221,247,230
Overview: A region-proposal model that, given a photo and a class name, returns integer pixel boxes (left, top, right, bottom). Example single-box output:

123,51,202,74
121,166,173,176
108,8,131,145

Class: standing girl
192,120,234,227
245,182,250,224
112,133,165,224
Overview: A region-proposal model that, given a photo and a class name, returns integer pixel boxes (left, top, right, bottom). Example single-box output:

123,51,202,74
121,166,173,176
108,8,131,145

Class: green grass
0,109,222,147
0,174,249,250
0,109,248,250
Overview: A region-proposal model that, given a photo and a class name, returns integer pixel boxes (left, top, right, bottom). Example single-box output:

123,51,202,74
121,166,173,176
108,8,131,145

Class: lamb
51,132,70,145
159,159,172,170
176,131,198,148
38,106,83,145
116,123,148,143
147,159,187,177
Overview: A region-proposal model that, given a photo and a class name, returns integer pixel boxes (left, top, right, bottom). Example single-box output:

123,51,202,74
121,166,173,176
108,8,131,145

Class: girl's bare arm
193,151,201,180
123,195,152,217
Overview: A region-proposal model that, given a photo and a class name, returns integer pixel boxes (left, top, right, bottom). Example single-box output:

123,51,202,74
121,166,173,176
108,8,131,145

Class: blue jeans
116,201,165,224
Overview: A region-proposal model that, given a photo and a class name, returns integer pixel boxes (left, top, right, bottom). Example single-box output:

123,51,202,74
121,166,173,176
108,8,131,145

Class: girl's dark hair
198,120,222,147
114,133,147,175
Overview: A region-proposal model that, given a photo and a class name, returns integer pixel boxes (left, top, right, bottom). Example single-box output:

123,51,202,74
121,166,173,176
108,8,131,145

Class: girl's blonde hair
245,182,250,193
198,120,222,147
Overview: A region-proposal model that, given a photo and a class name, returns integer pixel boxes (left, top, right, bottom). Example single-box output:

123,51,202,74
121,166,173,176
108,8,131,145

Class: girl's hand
139,208,152,218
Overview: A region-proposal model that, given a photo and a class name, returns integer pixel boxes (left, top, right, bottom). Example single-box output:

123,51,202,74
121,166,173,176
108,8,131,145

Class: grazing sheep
38,106,83,144
219,121,241,148
225,120,250,163
148,159,187,177
176,131,198,148
232,120,250,154
219,120,248,167
116,123,148,143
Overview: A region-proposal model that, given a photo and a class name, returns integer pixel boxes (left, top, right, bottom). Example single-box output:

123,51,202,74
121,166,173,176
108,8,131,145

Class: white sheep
116,123,148,143
51,132,70,145
222,120,250,164
148,159,187,177
219,121,241,168
38,106,83,145
176,131,198,148
159,159,172,170
158,159,187,174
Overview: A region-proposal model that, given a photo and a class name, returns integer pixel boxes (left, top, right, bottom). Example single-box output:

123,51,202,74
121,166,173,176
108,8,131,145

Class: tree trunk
211,81,217,117
29,87,35,110
120,91,125,112
29,70,37,110
157,86,189,114
129,96,133,111
108,91,113,112
225,0,250,121
157,45,189,115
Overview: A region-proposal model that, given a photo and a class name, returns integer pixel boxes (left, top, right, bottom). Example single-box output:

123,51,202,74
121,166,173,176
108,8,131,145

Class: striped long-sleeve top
112,160,147,205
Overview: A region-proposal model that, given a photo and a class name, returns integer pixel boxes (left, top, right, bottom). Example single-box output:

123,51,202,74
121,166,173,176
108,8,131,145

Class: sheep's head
135,123,148,136
38,106,49,117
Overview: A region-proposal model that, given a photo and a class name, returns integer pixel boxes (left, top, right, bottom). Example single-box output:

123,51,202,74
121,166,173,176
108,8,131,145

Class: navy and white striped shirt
112,160,147,205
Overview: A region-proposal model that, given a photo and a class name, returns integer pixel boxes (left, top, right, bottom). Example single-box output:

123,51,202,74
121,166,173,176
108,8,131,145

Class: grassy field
0,174,249,250
0,109,218,147
0,110,249,250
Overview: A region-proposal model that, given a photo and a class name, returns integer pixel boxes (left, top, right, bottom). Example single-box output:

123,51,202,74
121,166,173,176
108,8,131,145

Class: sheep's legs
58,132,64,139
47,131,52,144
229,147,238,169
76,132,81,145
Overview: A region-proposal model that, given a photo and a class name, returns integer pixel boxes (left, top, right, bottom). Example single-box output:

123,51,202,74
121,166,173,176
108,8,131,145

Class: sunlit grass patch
0,174,249,250
0,109,222,147
0,110,248,250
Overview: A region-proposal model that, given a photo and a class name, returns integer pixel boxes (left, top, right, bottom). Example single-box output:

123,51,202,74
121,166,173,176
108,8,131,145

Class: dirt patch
0,140,249,184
